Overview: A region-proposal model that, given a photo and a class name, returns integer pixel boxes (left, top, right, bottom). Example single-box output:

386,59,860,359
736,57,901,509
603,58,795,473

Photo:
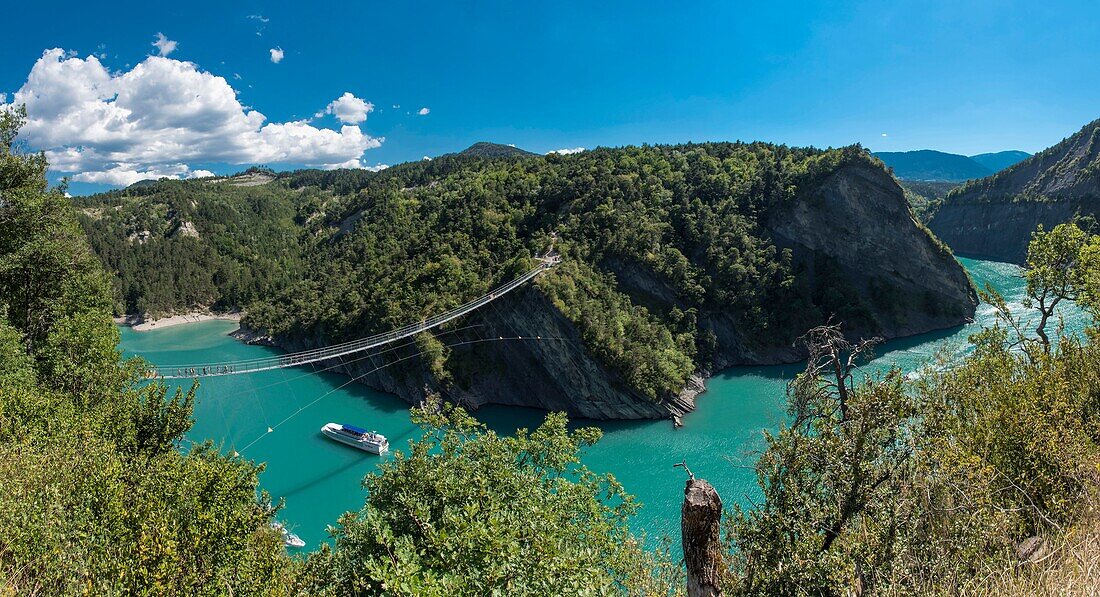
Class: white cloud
323,92,374,124
881,133,888,137
269,47,284,63
548,147,585,155
321,158,362,170
152,33,177,57
248,16,268,37
321,159,390,171
72,163,212,186
3,49,383,184
417,107,430,115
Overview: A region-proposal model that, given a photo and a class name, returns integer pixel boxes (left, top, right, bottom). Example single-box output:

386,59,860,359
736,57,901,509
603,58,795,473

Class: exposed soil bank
115,310,242,332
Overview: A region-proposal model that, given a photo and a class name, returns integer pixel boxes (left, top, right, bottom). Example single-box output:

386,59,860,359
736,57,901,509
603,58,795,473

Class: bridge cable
233,335,567,455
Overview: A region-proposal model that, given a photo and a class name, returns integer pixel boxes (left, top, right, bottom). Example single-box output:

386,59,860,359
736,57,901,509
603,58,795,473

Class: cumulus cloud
321,159,390,171
3,49,383,184
72,163,214,186
548,147,585,155
152,33,177,56
269,47,284,63
322,92,374,124
417,107,430,115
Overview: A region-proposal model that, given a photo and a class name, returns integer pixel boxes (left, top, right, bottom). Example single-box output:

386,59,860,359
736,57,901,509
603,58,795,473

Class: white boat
271,522,305,548
321,423,390,454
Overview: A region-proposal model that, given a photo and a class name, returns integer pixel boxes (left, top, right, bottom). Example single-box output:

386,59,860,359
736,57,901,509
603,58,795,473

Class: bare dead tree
789,323,881,425
678,462,725,597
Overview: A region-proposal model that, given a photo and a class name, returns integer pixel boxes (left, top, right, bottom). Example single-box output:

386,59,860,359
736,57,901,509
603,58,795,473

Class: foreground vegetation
7,104,1100,593
0,108,290,594
1,109,670,594
726,221,1100,594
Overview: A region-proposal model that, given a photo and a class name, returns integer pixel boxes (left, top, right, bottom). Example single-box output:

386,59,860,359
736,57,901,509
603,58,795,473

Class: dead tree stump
682,477,725,597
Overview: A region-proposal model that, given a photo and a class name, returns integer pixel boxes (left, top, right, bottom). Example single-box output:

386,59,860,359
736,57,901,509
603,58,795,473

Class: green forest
6,107,1100,593
77,141,956,404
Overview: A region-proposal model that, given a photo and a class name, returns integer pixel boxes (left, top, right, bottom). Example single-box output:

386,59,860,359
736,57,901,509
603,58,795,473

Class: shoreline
114,311,242,332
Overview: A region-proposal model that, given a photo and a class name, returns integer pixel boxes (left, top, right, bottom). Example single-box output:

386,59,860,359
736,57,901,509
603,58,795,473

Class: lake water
117,257,1080,552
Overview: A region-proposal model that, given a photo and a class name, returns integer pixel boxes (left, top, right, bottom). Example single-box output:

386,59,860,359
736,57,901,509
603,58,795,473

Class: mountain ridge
970,150,1032,172
873,149,1030,182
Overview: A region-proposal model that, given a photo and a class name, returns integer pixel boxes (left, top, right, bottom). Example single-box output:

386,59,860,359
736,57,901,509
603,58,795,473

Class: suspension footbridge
151,255,560,379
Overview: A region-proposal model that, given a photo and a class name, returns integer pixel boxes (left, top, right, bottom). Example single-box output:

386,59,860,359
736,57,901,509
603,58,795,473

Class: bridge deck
151,256,559,379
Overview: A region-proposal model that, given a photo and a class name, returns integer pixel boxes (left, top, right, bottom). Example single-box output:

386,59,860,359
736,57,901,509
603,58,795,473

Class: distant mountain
969,150,1031,172
928,118,1100,262
455,142,537,159
874,150,995,182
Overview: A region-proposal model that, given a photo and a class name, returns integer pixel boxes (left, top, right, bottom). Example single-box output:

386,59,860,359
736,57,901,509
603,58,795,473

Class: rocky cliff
929,118,1100,263
768,162,976,337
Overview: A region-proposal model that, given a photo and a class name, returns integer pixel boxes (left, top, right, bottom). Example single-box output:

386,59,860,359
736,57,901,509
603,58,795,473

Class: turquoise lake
117,257,1079,552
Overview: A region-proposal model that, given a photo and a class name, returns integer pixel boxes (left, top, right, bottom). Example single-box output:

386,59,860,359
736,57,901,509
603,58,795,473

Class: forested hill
77,142,976,419
970,150,1032,172
928,117,1100,262
454,141,537,158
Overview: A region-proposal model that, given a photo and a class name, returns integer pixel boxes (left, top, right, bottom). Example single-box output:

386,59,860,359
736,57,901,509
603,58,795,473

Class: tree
1023,221,1089,352
297,397,679,596
0,105,293,595
727,326,914,595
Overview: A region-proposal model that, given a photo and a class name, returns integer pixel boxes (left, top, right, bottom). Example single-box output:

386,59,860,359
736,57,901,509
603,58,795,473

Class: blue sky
3,0,1099,194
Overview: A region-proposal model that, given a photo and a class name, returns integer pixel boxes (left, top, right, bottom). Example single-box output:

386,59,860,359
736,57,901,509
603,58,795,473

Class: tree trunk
682,478,725,597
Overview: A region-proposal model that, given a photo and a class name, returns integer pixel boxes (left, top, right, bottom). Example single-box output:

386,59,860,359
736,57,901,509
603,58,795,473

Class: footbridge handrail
150,255,560,379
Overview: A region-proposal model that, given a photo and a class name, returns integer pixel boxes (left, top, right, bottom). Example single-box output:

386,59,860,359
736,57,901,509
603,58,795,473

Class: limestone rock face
767,162,977,340
929,198,1097,263
929,118,1100,263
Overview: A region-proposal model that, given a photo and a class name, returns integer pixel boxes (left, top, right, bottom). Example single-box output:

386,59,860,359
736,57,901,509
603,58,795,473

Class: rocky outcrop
928,198,1100,263
173,220,200,239
929,118,1100,263
768,162,977,338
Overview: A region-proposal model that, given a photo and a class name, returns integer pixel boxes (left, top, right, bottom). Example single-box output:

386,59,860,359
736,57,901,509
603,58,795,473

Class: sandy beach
114,311,242,332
